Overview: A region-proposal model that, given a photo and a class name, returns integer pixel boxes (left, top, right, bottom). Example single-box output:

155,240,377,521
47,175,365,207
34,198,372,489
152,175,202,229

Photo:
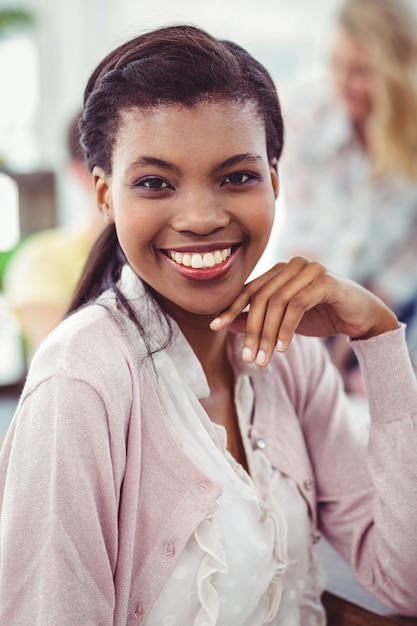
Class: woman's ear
270,158,279,199
92,166,115,224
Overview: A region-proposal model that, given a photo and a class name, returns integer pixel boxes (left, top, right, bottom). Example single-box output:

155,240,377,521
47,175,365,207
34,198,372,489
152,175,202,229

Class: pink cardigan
1,275,417,624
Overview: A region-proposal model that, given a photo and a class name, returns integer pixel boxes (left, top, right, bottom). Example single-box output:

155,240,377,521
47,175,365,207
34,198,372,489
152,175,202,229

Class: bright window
0,32,39,171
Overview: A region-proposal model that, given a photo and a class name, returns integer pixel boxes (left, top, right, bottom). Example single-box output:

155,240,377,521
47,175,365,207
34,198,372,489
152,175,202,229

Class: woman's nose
170,189,230,234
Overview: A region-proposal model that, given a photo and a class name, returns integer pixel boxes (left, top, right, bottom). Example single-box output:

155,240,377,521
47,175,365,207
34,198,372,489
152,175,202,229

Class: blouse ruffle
191,424,287,626
145,333,324,626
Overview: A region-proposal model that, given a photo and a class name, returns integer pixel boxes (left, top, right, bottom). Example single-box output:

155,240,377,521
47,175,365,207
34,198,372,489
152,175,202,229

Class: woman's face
330,25,373,123
94,101,278,322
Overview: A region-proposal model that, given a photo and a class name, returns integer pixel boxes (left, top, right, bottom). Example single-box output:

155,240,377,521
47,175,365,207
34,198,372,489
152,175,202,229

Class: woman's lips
164,245,238,280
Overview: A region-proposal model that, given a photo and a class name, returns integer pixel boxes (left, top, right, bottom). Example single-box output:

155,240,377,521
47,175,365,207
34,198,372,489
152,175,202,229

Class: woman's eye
223,172,255,185
136,177,172,190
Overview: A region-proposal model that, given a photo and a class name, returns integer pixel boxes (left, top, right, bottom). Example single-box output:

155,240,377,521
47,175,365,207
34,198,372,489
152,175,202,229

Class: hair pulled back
80,24,283,174
69,25,283,353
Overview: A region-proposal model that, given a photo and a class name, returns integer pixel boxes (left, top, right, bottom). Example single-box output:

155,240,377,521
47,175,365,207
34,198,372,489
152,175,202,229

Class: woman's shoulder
27,302,141,391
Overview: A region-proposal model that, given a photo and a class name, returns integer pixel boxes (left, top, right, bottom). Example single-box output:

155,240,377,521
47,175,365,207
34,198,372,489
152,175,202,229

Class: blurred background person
278,0,417,391
3,111,103,359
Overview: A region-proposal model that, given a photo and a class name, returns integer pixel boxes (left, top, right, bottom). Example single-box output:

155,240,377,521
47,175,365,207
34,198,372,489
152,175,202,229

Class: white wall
0,0,342,223
10,0,343,156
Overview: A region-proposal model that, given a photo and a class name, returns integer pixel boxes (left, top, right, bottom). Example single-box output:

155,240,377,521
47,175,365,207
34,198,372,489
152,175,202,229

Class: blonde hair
338,0,417,180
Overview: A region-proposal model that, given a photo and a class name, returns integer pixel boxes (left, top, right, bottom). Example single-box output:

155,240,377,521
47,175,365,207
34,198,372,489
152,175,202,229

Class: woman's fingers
211,257,325,365
210,262,289,331
210,256,399,368
242,260,329,365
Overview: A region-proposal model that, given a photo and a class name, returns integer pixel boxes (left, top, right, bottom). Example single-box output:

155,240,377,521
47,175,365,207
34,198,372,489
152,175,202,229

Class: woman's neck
179,316,232,389
156,294,233,387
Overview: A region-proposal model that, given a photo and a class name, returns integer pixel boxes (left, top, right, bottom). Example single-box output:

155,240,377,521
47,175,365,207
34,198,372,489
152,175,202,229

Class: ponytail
66,224,175,360
67,224,124,314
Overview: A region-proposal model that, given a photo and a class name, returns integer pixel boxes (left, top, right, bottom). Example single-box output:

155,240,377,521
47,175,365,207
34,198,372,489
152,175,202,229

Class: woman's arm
210,256,399,364
212,257,417,613
296,326,417,614
0,369,124,624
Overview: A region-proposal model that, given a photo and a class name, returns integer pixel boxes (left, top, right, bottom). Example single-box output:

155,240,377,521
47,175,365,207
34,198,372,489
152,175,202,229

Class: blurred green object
0,242,23,292
0,9,34,33
0,250,14,292
0,8,34,284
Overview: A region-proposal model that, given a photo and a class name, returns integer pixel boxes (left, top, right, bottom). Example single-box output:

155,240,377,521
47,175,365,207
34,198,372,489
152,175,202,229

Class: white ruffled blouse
140,319,326,625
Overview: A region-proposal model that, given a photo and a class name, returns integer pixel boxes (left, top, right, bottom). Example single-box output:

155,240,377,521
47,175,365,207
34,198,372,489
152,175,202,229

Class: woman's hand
210,257,399,367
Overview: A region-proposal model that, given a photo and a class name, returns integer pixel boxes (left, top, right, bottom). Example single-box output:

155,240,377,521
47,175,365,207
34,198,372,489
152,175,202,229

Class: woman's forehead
116,100,265,141
112,101,269,170
121,99,263,134
119,99,260,123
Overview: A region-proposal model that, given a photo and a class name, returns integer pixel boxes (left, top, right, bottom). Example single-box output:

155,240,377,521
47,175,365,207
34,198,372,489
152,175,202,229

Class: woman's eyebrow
126,153,263,176
127,156,180,174
212,153,263,174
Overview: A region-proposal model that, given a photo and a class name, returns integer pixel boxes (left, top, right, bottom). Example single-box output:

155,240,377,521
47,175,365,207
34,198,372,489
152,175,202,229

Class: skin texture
93,99,398,462
95,102,277,317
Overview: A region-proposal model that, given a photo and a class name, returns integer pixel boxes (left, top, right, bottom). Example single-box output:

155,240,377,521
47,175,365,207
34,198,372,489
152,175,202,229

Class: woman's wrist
352,308,400,341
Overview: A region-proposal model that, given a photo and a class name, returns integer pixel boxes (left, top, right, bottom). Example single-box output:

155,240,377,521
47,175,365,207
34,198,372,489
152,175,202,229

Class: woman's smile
167,246,232,269
94,99,278,320
163,244,240,282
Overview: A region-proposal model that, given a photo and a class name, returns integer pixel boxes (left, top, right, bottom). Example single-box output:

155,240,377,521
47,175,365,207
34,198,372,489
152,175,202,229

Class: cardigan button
303,478,315,490
164,541,176,556
130,601,143,621
255,437,267,450
133,602,143,616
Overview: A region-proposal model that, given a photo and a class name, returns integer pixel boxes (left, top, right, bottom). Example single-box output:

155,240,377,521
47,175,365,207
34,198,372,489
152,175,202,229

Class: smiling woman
92,102,276,318
0,23,417,626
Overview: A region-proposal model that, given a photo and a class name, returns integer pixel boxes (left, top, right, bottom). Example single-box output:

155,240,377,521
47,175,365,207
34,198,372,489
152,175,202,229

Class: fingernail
256,349,267,366
276,339,284,352
242,346,253,362
210,317,222,329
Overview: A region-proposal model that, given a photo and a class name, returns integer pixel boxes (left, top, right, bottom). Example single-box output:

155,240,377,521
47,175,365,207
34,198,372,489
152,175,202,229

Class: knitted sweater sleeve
0,316,135,625
298,325,417,615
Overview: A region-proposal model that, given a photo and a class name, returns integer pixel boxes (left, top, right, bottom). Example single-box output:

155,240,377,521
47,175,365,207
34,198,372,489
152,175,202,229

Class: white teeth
169,247,232,269
203,253,215,268
191,254,203,268
182,253,192,267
